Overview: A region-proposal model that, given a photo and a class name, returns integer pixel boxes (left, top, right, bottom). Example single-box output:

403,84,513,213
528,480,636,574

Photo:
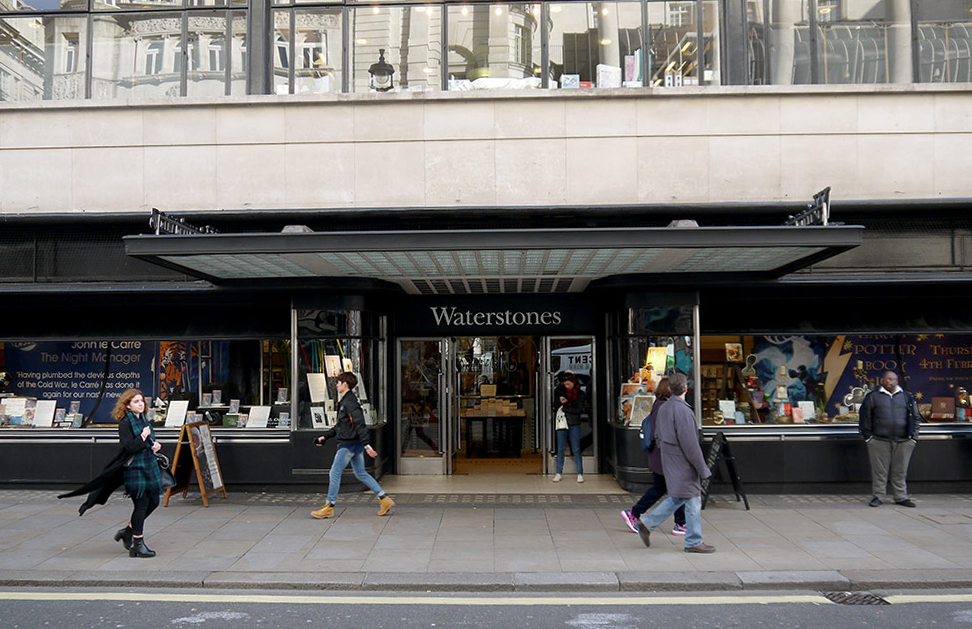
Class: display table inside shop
463,414,526,457
460,395,527,458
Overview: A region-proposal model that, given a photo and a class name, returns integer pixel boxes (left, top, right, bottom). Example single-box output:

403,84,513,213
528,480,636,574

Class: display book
616,346,667,427
0,396,70,428
307,369,375,430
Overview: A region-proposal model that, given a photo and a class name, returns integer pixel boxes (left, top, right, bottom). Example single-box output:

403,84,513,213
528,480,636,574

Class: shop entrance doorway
398,336,596,475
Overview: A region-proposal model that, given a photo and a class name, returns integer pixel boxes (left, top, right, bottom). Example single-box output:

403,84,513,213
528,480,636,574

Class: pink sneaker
621,510,639,533
672,524,687,536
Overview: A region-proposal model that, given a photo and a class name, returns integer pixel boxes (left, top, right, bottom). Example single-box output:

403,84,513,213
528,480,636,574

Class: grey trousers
867,438,916,501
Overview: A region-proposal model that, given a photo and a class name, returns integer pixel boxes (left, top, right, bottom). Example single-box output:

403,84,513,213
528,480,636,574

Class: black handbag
156,453,177,491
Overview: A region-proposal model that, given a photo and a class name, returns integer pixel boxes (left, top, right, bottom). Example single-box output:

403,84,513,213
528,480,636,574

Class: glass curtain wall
3,0,971,102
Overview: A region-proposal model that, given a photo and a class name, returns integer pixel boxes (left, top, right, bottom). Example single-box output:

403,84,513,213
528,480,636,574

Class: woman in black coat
59,388,163,558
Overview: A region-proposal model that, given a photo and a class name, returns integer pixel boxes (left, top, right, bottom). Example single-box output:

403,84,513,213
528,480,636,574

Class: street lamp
368,48,395,92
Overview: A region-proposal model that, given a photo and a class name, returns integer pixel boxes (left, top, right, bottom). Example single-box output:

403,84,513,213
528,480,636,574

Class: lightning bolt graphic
823,335,853,402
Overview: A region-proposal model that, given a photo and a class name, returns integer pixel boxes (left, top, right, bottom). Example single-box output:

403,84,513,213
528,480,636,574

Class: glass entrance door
451,336,540,474
543,336,597,476
399,339,448,474
398,336,543,475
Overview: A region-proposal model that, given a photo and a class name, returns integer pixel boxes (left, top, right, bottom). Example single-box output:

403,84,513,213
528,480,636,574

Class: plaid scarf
122,412,162,499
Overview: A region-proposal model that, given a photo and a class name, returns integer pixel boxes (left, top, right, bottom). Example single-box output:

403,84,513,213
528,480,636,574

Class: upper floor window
145,40,164,76
668,1,693,27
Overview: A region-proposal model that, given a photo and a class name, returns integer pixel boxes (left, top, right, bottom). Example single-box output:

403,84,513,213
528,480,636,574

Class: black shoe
894,499,916,508
636,519,651,548
130,538,156,558
114,527,133,551
869,497,882,507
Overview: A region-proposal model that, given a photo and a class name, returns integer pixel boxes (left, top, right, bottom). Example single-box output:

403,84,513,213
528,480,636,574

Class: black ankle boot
129,537,156,558
114,527,133,551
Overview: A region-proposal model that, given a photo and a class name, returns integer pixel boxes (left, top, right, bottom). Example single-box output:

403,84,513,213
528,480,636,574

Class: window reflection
916,0,972,83
274,8,343,94
759,0,913,85
0,16,87,101
447,3,541,90
91,13,183,99
549,2,643,88
351,5,441,93
644,0,719,87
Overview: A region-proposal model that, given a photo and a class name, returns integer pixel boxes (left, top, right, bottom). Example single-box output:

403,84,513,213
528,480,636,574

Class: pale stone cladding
0,84,969,215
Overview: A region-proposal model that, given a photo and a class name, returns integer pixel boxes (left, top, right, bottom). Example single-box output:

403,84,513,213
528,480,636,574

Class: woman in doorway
620,377,687,536
552,371,585,483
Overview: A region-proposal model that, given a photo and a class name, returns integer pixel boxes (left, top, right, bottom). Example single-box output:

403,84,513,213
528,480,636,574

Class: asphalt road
3,588,972,629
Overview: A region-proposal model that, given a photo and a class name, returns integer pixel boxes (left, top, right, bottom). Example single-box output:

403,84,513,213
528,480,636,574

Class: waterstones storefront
2,210,972,494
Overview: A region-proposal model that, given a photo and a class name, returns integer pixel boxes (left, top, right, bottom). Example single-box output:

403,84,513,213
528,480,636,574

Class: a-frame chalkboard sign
163,420,227,507
700,431,749,510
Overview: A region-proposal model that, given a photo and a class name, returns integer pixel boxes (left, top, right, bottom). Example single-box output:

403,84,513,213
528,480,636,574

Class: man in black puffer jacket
858,370,921,508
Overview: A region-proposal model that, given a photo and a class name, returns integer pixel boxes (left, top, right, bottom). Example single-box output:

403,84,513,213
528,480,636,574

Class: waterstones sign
429,307,564,328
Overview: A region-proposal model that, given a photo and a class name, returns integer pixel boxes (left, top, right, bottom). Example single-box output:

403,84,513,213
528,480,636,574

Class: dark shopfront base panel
614,435,972,495
0,429,389,494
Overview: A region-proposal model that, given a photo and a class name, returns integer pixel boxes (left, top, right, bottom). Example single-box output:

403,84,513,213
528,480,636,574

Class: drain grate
825,592,890,605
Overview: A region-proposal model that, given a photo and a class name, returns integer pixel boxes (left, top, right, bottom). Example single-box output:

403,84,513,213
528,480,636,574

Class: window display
0,339,276,429
699,334,972,427
294,308,385,431
610,304,697,429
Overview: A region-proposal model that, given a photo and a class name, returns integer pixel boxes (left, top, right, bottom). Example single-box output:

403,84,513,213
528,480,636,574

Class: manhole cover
825,592,890,605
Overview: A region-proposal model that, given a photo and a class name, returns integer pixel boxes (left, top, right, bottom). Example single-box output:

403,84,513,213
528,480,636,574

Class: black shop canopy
124,222,863,295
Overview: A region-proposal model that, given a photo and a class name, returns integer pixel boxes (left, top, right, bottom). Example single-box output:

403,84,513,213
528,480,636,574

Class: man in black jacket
311,372,395,519
858,371,921,508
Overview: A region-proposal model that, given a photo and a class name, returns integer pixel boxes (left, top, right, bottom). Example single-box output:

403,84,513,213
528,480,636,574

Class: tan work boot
311,503,334,519
377,495,395,516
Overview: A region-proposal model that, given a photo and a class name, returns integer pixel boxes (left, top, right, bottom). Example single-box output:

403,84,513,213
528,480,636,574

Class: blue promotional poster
3,341,156,424
2,341,231,424
753,334,972,419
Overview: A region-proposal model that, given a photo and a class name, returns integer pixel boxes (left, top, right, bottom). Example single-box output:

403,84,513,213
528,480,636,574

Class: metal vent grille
407,277,571,294
824,592,890,605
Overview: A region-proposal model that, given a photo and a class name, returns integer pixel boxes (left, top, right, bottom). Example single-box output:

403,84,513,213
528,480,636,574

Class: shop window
610,305,696,430
0,339,283,430
698,334,972,427
295,309,386,431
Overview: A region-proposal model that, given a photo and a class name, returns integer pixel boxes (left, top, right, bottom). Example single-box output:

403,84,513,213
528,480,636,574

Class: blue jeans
556,425,583,475
327,446,385,504
639,495,703,548
631,473,686,526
